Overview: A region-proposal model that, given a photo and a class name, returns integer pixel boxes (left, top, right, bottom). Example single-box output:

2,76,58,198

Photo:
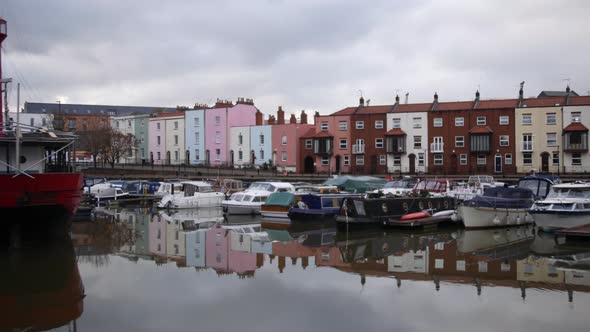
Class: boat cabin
412,179,459,195
517,175,560,200
246,181,295,193
228,192,270,204
182,181,215,197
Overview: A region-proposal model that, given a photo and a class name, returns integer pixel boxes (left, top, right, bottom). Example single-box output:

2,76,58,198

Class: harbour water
3,206,590,331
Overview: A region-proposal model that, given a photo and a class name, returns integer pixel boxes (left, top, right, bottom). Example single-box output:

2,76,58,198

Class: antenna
358,89,363,98
404,92,409,104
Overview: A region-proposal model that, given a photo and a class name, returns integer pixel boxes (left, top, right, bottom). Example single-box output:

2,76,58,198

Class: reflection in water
66,207,590,330
0,234,84,331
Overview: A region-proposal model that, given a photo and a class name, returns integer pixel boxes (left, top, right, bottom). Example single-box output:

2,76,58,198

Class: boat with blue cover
288,193,363,220
458,187,535,228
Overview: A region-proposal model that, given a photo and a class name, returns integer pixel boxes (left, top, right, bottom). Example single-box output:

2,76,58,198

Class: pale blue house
249,125,273,167
185,109,206,164
185,229,206,268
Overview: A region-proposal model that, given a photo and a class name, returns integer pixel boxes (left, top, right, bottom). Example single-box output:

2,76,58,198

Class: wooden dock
556,224,590,239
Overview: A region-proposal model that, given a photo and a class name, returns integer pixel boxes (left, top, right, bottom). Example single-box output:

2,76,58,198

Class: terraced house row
301,87,590,175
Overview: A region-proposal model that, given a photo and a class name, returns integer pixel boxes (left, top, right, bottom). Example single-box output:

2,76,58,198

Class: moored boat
457,187,535,228
260,192,296,219
529,181,590,230
157,181,225,209
222,181,295,215
288,192,363,220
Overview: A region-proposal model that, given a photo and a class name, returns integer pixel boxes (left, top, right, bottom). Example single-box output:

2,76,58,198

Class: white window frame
460,154,467,165
455,136,464,148
413,136,422,149
281,135,287,145
434,154,443,165
355,121,364,129
455,117,464,127
412,117,422,129
215,116,221,125
343,155,350,165
546,113,557,125
476,116,486,126
546,133,557,147
281,151,287,162
499,115,509,125
523,152,533,165
379,155,386,165
505,153,512,165
339,121,347,131
320,121,329,131
393,155,401,166
392,118,401,128
375,138,384,149
522,114,532,125
499,135,509,146
572,153,582,165
305,139,312,149
417,153,425,166
477,154,486,165
433,118,443,127
339,139,347,149
375,120,384,129
356,155,364,165
321,156,329,165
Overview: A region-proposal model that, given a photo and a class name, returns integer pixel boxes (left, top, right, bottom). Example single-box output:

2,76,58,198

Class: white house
562,103,590,173
230,126,252,167
386,105,429,174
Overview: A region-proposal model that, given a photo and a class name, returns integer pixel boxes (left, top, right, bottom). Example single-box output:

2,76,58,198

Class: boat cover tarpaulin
323,176,387,193
264,192,295,206
465,187,534,209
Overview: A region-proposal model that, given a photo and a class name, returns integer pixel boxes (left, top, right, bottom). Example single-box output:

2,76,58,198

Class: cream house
515,98,562,173
562,100,590,173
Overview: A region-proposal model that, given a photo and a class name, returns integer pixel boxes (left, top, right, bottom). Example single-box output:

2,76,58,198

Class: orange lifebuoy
400,211,430,221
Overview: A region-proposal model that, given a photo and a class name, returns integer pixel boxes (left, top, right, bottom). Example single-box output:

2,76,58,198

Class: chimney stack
300,110,308,124
268,115,276,125
404,93,409,104
359,96,365,106
395,94,400,105
518,81,525,107
289,113,297,124
277,106,285,124
434,92,439,103
255,110,263,126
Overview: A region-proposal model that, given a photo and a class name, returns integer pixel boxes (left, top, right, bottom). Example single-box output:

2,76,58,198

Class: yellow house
515,97,563,173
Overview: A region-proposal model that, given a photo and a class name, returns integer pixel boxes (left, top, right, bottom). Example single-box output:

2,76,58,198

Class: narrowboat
288,193,363,220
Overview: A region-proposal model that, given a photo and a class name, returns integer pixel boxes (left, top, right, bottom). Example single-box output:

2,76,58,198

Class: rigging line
1,47,43,102
1,40,45,101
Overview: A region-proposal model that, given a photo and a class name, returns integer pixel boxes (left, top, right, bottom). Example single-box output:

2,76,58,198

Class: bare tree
79,128,110,168
103,129,138,168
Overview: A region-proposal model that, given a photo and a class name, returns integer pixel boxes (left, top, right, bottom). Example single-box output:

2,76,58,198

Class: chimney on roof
277,106,285,124
268,115,276,125
565,85,572,105
300,110,308,124
474,90,480,109
359,96,365,107
395,94,400,105
255,110,263,125
434,92,438,103
518,81,525,107
431,92,439,111
289,113,297,124
404,93,409,104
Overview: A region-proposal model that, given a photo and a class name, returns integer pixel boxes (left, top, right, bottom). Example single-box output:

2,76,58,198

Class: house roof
475,99,519,109
311,130,334,138
538,90,579,98
520,97,564,108
566,96,590,106
300,128,316,138
435,101,473,111
563,122,589,132
385,128,407,136
332,105,393,116
156,111,185,118
469,126,494,134
392,103,432,113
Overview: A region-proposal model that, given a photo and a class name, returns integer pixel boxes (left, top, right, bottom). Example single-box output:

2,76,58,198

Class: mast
0,17,6,130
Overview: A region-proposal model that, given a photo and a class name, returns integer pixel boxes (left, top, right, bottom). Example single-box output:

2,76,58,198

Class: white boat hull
530,211,590,230
260,210,290,219
458,205,533,228
158,193,225,209
222,202,263,215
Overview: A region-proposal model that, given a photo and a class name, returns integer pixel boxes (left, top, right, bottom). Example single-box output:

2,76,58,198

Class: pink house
204,99,257,165
271,115,313,173
205,225,257,275
149,214,167,256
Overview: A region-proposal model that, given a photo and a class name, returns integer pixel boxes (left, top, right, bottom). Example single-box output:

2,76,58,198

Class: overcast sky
1,0,589,117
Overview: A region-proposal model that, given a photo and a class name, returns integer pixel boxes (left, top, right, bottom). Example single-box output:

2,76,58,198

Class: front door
450,154,458,174
541,152,549,172
370,155,377,174
335,155,341,175
408,154,416,174
495,153,502,173
230,150,234,167
304,156,314,173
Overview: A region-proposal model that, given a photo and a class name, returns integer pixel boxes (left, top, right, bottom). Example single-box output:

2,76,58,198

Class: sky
1,0,589,118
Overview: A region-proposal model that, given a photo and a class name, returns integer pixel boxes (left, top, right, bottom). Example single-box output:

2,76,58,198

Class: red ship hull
0,173,83,217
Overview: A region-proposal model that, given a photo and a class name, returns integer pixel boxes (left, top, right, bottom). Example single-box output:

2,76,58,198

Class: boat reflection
0,236,84,331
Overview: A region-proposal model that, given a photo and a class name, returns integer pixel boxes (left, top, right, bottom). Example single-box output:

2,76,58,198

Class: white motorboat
457,187,535,228
221,181,295,215
88,182,129,201
370,177,419,197
449,175,505,201
155,181,185,196
157,181,225,209
529,181,590,230
158,207,224,227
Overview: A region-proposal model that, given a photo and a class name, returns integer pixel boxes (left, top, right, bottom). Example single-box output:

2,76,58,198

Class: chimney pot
359,96,365,106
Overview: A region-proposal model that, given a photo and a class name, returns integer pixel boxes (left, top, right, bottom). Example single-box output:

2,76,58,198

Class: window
355,121,364,129
215,131,221,144
455,117,464,126
238,150,243,161
157,122,161,130
380,155,386,165
460,154,467,165
127,120,132,128
455,136,464,148
523,152,532,165
546,133,557,147
435,259,444,269
305,139,312,149
174,151,179,160
413,136,422,149
343,155,350,165
476,116,486,125
157,152,161,160
505,153,512,165
320,121,328,131
174,135,179,145
260,134,265,144
499,116,509,125
523,134,533,151
42,118,47,126
412,117,422,128
433,118,443,127
339,139,347,149
392,155,400,166
456,260,466,271
375,120,384,129
194,118,200,127
418,153,424,166
68,119,76,130
141,148,145,158
196,149,200,160
477,154,486,165
499,135,509,146
546,113,556,125
157,136,161,145
116,121,120,128
434,154,443,165
238,134,243,145
522,114,532,125
174,121,178,130
260,149,265,160
375,138,384,149
392,118,401,128
501,263,511,272
572,153,582,165
552,152,559,165
339,121,347,130
281,135,287,145
215,116,221,125
321,156,329,165
195,132,200,145
478,261,488,273
216,149,221,160
356,155,364,165
571,112,582,122
281,151,287,162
